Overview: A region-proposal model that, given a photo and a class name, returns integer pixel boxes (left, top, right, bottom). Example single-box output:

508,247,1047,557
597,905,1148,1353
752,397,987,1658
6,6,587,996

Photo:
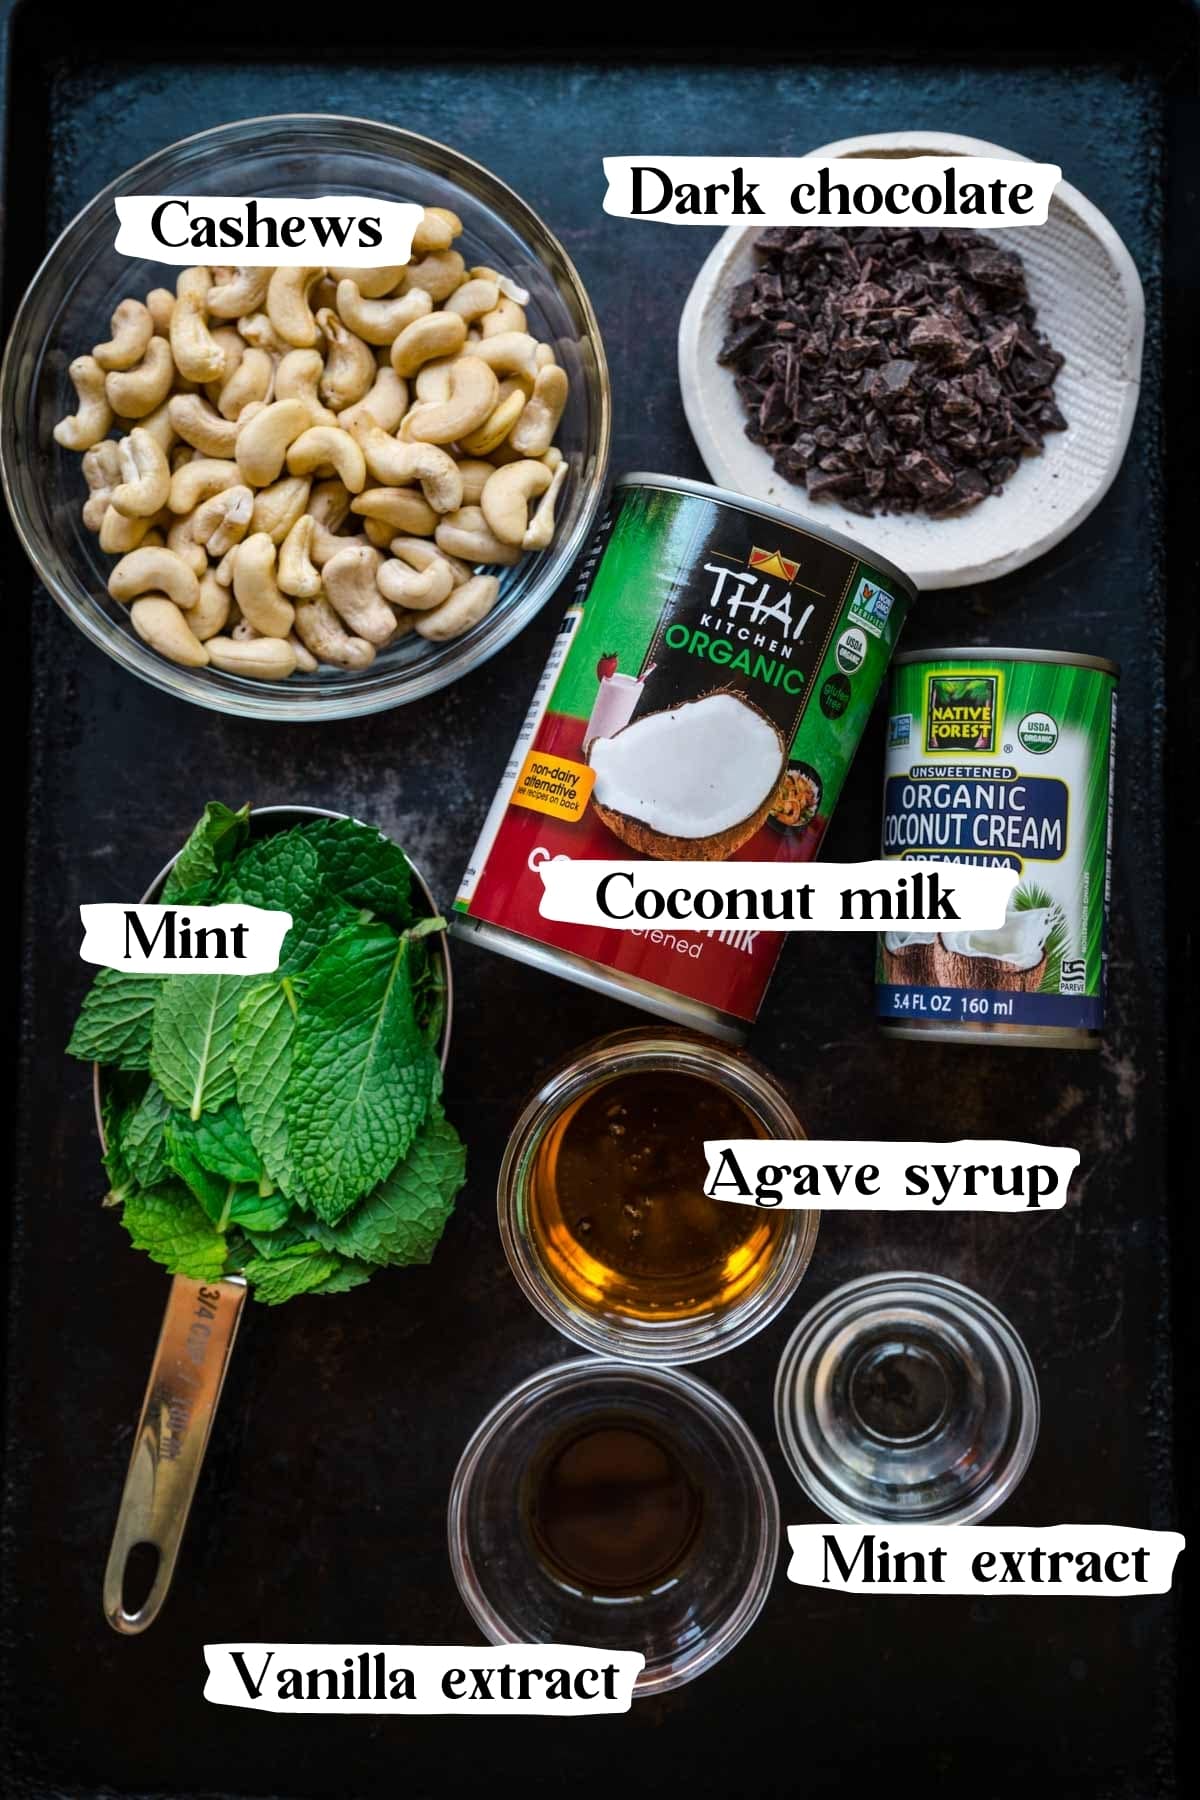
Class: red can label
455,480,914,1026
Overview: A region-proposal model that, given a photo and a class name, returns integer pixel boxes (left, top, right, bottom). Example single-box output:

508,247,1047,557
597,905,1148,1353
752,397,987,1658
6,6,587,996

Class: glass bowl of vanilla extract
447,1357,779,1695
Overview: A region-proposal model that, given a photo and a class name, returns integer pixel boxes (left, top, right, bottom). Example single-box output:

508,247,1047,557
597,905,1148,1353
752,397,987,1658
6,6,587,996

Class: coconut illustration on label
589,692,787,860
454,476,916,1041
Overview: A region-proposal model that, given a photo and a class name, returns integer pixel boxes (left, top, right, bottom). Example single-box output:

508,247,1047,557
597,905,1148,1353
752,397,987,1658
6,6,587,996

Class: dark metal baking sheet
2,7,1194,1797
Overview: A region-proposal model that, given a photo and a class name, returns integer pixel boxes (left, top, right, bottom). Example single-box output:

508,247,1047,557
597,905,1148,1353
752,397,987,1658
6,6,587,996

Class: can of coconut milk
878,646,1118,1047
453,473,916,1040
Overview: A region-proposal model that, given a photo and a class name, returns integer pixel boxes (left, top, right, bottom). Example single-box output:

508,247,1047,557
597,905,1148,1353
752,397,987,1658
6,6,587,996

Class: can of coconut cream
453,473,916,1040
878,647,1118,1047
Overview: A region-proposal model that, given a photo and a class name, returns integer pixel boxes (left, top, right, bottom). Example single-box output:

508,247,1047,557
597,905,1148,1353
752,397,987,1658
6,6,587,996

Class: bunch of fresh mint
68,804,465,1304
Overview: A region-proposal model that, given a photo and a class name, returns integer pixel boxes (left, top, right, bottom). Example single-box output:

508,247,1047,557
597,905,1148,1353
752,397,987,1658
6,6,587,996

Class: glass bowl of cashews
0,114,610,719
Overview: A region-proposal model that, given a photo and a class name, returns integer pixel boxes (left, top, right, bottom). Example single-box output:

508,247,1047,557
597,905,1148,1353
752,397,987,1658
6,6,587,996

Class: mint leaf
226,1189,292,1232
285,924,438,1223
100,1081,139,1204
228,830,355,974
162,802,250,902
68,968,161,1070
151,972,245,1119
123,1081,172,1189
307,1258,374,1296
120,1183,229,1281
244,1247,344,1304
233,977,302,1198
308,1106,464,1267
301,816,414,922
164,1117,234,1222
183,1101,263,1185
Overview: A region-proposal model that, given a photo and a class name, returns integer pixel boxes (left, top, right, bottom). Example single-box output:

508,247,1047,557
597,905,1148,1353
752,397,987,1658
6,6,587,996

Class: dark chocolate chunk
721,224,1067,518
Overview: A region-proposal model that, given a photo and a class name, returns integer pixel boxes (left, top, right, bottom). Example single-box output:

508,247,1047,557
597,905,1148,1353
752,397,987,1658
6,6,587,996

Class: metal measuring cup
97,804,453,1634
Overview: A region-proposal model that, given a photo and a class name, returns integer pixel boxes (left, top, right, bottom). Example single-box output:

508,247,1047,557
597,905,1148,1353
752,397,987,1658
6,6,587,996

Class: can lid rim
892,645,1120,677
614,471,919,601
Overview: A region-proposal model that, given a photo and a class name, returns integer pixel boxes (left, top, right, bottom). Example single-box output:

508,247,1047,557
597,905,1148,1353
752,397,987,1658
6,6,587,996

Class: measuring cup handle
103,1273,248,1635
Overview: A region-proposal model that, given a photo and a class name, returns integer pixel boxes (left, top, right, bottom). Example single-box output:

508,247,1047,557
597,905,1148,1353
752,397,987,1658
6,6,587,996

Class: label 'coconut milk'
878,647,1118,1047
453,473,916,1039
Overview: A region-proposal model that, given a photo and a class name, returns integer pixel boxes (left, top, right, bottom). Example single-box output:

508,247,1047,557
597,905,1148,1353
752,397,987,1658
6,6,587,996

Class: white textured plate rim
678,130,1145,591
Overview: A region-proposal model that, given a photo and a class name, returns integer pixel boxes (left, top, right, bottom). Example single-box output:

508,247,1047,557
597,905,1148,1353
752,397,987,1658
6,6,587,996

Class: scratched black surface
0,11,1189,1799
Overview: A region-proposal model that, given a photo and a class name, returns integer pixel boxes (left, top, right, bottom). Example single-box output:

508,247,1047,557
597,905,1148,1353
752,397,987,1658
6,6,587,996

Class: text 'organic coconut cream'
878,647,1118,1048
453,474,916,1040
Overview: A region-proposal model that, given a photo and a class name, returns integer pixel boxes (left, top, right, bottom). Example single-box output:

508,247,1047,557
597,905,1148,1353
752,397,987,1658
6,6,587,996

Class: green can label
879,654,1118,1036
457,478,914,1027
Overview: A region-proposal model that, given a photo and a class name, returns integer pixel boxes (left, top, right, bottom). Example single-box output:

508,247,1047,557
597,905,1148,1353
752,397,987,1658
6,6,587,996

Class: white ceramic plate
677,130,1144,590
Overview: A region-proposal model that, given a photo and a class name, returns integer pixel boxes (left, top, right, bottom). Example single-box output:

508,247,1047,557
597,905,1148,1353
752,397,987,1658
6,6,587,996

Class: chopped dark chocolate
720,225,1067,518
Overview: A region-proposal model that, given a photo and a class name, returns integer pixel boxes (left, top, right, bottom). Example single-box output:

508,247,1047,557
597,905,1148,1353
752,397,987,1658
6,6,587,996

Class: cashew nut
107,430,169,518
411,208,462,255
169,457,240,515
136,401,177,456
218,346,274,421
236,399,311,486
521,459,568,550
310,477,352,531
459,382,527,457
277,513,323,598
351,486,439,538
207,267,270,320
471,332,540,382
335,279,430,346
509,364,570,458
169,392,240,458
232,532,295,637
266,267,322,348
93,299,155,372
237,311,289,355
390,312,468,382
434,505,522,566
105,338,174,419
455,459,496,506
206,634,298,680
289,632,320,673
387,536,472,587
404,251,465,302
99,507,154,554
145,288,175,336
481,459,553,545
130,599,209,667
168,268,226,384
294,596,376,670
413,357,455,404
203,327,246,406
286,425,367,492
192,484,254,558
377,553,455,610
250,475,312,543
166,513,209,577
337,366,409,435
444,278,500,323
274,350,337,428
402,356,499,445
414,574,500,641
109,545,200,610
321,545,399,644
190,569,232,640
327,264,408,298
54,356,113,449
317,308,376,410
81,442,122,530
480,295,528,338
